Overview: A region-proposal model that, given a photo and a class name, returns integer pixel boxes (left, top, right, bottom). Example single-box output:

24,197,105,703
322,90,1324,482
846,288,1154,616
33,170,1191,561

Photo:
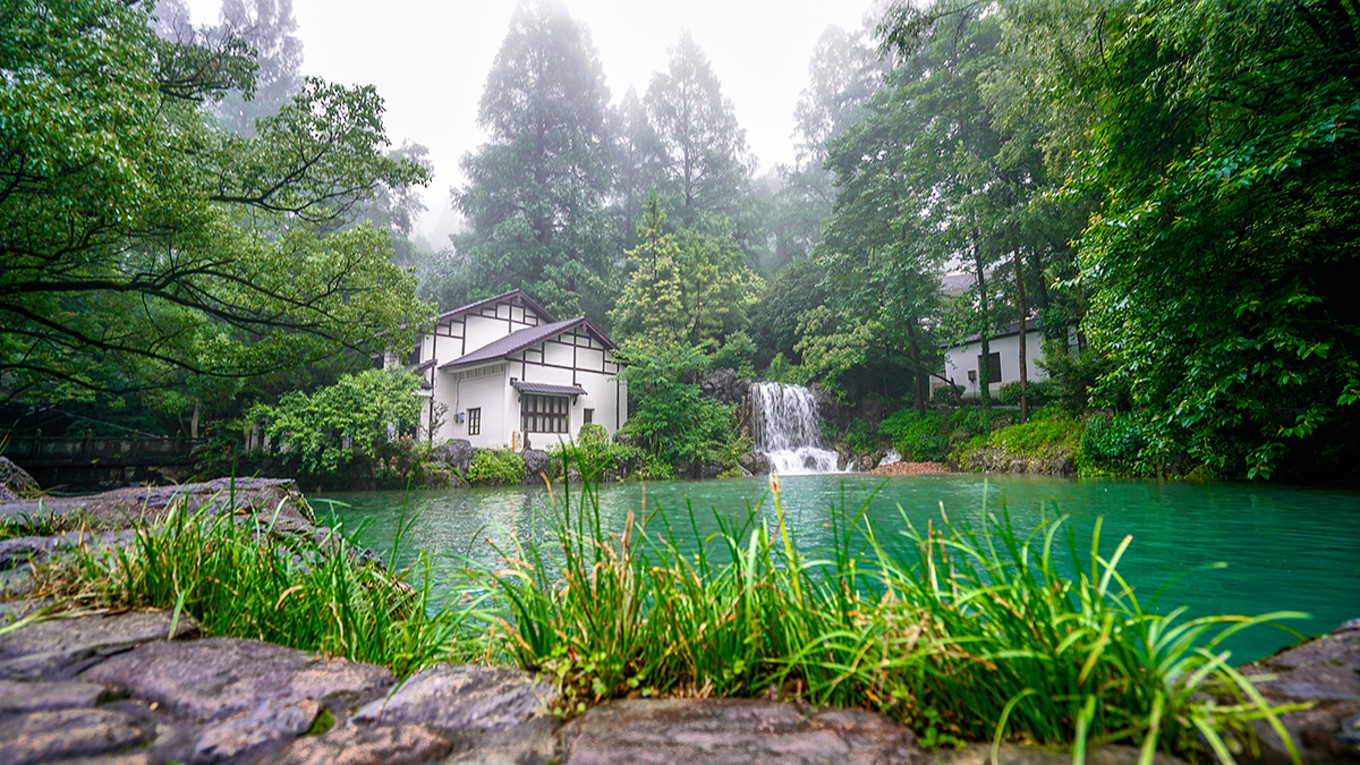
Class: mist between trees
3,0,1357,483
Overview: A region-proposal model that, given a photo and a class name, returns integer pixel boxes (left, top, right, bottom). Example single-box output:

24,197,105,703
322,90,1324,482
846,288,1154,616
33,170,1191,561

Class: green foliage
1037,342,1118,414
998,380,1055,408
466,449,527,487
610,198,762,349
1016,0,1360,478
614,338,742,474
878,409,950,461
477,480,1303,760
0,0,430,410
249,370,422,484
709,331,756,377
1079,414,1164,477
763,353,812,385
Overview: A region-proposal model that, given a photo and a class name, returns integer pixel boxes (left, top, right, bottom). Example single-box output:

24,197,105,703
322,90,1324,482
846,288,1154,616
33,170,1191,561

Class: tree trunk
191,398,201,440
1013,236,1029,424
974,240,992,411
908,321,925,414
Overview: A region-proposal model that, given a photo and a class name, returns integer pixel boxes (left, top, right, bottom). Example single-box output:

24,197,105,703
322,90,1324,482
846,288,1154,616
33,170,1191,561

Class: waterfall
749,382,841,475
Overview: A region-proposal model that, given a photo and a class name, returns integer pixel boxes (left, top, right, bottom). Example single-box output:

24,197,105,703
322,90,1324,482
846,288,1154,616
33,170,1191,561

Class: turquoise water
315,473,1360,662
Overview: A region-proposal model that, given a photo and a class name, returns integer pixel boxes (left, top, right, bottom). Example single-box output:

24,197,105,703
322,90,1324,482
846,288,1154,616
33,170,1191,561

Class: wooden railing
1,430,208,468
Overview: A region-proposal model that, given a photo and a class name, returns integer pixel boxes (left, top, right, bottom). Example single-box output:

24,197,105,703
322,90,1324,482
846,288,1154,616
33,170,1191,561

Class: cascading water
749,382,841,475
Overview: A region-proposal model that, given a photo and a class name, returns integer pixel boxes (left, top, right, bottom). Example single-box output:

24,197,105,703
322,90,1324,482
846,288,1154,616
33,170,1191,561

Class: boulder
558,698,920,765
739,450,771,476
0,456,39,501
698,368,751,406
1234,619,1360,764
521,449,552,484
81,637,393,723
0,609,200,681
353,664,554,733
432,439,475,473
265,724,453,765
0,707,152,764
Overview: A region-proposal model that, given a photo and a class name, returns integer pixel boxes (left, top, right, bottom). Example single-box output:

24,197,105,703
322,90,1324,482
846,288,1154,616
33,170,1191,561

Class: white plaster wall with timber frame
943,331,1049,399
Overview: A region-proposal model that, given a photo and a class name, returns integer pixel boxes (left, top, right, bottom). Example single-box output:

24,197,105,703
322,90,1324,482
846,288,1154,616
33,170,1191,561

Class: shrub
1079,414,1157,475
710,331,757,377
466,449,526,486
932,383,963,405
764,352,811,385
878,409,949,461
998,380,1057,408
1038,342,1120,413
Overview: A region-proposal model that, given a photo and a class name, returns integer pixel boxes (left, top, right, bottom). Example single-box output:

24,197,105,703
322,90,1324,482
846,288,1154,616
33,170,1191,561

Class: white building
939,319,1078,399
392,290,627,449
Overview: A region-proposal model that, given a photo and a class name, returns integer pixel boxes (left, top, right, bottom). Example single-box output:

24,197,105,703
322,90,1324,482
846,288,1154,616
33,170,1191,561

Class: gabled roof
438,316,616,370
434,289,555,325
946,317,1041,348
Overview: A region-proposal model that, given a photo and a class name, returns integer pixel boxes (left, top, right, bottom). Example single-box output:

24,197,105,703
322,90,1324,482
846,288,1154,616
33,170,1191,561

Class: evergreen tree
452,0,614,322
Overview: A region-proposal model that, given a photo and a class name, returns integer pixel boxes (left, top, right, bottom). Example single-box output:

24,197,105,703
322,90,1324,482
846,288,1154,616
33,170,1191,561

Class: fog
180,0,879,244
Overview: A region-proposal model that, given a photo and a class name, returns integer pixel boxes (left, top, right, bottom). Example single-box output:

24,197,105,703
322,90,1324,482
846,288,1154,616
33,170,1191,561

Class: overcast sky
181,0,880,244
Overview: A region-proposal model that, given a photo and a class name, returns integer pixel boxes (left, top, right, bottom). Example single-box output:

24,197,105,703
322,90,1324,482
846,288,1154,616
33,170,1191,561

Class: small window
976,352,1002,384
467,408,481,436
583,408,594,424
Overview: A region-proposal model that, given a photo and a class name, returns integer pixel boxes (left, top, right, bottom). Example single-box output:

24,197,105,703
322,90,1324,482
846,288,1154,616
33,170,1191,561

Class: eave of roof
945,318,1041,349
438,316,617,370
511,380,587,396
433,289,556,326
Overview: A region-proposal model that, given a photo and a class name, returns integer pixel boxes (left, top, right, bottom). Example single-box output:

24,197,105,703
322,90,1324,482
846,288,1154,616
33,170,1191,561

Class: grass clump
477,451,1301,762
39,497,479,678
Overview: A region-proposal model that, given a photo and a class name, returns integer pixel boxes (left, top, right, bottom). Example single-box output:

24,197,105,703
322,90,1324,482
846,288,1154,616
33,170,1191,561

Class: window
521,394,568,433
976,352,1002,384
466,407,481,436
583,408,594,424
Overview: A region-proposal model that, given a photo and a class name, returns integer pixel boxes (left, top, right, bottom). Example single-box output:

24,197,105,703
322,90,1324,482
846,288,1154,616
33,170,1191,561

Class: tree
213,0,304,136
0,0,430,409
645,33,753,227
610,198,762,349
606,87,667,252
1023,0,1360,477
452,0,614,322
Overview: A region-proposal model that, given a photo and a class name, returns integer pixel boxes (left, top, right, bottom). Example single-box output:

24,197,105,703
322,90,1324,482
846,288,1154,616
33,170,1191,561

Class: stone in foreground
1237,620,1360,764
0,707,151,764
0,609,199,681
353,664,554,732
82,637,393,722
264,724,453,765
558,697,920,765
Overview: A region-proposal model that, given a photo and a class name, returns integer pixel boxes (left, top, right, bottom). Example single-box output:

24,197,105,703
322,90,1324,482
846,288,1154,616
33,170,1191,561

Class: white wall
942,330,1049,398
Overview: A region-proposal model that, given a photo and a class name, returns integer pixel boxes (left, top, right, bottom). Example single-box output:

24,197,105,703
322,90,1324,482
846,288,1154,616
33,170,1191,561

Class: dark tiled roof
434,289,555,325
947,318,1041,348
512,381,586,396
439,317,615,369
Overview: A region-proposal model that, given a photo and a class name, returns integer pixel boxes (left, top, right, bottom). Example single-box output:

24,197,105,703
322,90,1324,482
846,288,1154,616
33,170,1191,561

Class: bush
931,384,962,405
1038,342,1120,413
998,380,1057,408
710,331,756,377
466,449,526,486
1079,414,1155,475
878,409,949,461
763,352,811,385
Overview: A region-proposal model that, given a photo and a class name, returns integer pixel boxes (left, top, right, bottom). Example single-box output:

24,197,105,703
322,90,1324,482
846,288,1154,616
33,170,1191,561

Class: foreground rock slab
1238,620,1360,764
930,743,1186,765
558,697,921,765
0,609,199,681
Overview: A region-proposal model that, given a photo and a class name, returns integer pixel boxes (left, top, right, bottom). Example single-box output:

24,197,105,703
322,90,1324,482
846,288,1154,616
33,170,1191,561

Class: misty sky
181,0,880,244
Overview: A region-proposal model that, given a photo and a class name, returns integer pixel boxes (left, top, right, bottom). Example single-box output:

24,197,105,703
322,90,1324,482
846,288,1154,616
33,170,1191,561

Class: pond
315,473,1360,663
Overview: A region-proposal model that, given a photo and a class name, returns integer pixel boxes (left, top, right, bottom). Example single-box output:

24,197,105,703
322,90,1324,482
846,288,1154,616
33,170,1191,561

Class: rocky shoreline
1,478,1357,764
